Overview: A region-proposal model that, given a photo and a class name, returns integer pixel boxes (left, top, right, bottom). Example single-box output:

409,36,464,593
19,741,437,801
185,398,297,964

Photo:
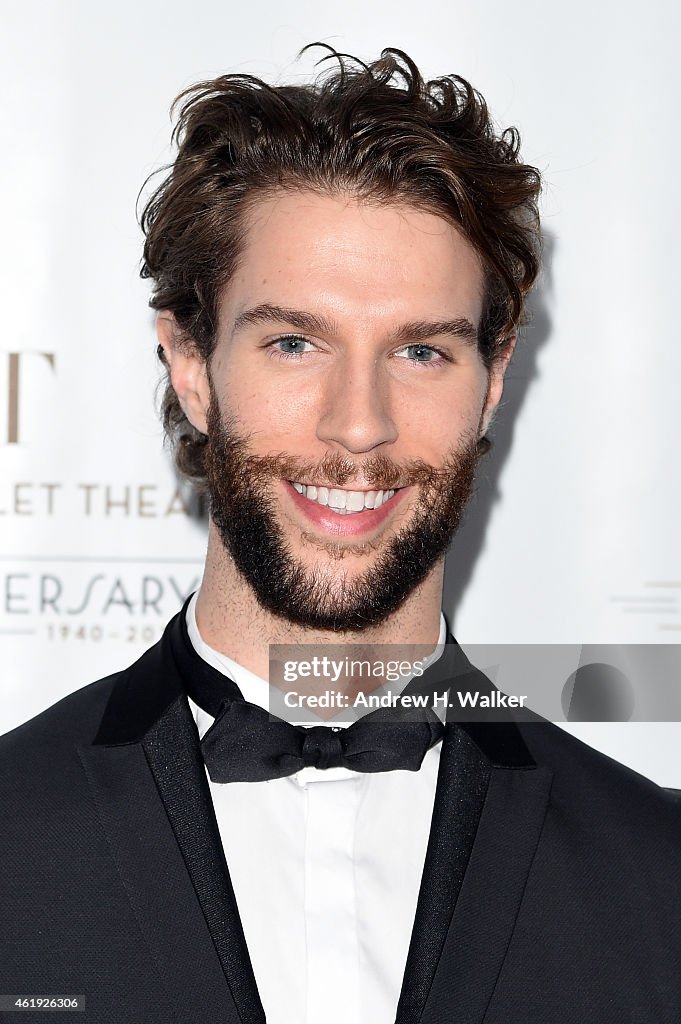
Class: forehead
222,189,485,330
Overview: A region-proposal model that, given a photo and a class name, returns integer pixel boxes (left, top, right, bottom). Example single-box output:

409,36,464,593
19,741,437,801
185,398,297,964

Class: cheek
221,362,321,441
394,378,487,452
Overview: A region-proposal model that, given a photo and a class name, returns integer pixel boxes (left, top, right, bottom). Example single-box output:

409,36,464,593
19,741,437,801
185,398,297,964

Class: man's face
190,191,508,630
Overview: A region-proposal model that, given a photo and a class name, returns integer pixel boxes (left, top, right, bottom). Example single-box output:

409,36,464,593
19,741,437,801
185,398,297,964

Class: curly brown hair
140,45,542,486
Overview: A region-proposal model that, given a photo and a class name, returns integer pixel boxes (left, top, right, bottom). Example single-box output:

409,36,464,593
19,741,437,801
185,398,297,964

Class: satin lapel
78,733,237,1024
142,693,265,1024
395,722,492,1024
78,616,265,1024
397,637,553,1024
420,756,552,1024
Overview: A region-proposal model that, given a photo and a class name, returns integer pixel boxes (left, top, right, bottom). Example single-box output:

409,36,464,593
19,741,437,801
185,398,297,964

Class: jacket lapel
79,610,551,1024
78,619,265,1024
396,720,492,1024
396,638,553,1024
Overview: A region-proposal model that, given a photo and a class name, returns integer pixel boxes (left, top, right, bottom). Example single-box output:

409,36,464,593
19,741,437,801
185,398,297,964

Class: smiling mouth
289,481,399,515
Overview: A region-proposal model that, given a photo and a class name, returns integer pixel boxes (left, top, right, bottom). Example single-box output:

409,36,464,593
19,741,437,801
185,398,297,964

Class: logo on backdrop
1,351,56,445
2,568,202,644
0,479,203,644
0,349,204,648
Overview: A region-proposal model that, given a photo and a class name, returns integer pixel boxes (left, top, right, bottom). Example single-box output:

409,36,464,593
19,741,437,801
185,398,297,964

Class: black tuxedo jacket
2,610,681,1023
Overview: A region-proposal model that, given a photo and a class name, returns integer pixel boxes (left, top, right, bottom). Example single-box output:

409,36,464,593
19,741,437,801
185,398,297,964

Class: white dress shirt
186,593,447,1024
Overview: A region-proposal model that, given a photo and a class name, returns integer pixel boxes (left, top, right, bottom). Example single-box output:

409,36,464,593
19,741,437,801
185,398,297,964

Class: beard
204,396,483,632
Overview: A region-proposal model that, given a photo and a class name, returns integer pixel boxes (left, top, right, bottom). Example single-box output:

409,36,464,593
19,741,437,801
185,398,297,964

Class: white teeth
328,488,347,509
346,490,366,512
291,482,397,513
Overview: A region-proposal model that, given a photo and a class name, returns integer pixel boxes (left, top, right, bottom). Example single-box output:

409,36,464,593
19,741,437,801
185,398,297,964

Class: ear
156,312,210,434
479,333,516,437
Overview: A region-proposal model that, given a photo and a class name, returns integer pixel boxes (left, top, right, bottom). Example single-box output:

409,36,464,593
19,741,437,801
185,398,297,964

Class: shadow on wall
443,229,556,623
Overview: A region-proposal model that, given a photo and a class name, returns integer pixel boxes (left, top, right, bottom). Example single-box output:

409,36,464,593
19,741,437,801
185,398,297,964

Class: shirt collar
185,591,448,736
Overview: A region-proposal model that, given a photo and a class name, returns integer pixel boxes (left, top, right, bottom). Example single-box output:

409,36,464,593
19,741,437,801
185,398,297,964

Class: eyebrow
232,304,339,337
391,317,478,347
232,302,478,347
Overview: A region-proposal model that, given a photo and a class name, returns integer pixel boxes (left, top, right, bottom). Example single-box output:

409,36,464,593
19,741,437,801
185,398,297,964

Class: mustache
208,429,455,491
246,450,440,490
205,405,481,495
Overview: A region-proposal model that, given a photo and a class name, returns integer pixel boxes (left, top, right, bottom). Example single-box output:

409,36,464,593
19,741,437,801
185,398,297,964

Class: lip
283,480,411,538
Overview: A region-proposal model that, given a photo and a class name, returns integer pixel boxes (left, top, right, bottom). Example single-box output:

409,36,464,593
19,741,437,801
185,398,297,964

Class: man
1,46,680,1024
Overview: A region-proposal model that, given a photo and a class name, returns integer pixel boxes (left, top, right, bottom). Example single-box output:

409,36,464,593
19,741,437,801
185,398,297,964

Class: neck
194,523,446,681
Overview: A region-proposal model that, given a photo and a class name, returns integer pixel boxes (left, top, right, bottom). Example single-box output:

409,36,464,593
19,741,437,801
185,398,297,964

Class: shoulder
0,632,175,837
0,671,128,845
0,672,121,780
0,672,119,746
0,629,177,808
0,631,166,774
517,717,681,858
0,627,173,764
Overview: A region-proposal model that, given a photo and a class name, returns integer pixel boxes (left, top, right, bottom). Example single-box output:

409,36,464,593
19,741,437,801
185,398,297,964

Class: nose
316,353,398,454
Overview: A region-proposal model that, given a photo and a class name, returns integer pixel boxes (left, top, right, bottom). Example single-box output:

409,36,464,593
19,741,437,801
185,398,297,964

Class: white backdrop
1,0,680,784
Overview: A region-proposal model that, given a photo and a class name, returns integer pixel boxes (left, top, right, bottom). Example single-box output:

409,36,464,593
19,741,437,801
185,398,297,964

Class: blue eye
271,335,314,357
395,344,441,363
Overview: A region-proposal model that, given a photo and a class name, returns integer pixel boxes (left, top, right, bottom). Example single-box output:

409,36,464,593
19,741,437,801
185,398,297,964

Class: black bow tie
168,599,470,784
199,698,445,783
